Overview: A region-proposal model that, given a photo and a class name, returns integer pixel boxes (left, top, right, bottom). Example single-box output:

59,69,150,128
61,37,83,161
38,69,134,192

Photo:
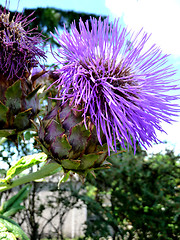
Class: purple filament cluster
0,7,46,80
51,17,179,153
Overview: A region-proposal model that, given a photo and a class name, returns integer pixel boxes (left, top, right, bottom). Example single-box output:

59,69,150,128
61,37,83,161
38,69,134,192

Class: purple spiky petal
0,6,46,80
50,17,180,153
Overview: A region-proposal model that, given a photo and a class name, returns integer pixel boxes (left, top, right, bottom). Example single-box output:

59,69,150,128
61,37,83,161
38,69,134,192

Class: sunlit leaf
0,216,29,240
0,153,47,184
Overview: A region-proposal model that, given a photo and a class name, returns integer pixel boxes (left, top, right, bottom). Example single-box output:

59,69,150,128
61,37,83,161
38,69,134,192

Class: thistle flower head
0,6,46,81
51,17,179,153
0,5,47,141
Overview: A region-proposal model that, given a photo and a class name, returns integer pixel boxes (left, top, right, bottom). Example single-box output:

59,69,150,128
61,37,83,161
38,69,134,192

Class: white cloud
148,117,180,155
105,0,180,56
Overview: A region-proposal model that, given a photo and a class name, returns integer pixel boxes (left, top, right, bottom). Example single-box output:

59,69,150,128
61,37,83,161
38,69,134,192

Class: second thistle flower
0,6,46,140
50,17,179,153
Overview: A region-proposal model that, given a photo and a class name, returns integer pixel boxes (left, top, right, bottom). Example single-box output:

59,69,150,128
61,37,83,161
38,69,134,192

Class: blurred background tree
0,5,106,47
76,147,180,240
23,7,106,45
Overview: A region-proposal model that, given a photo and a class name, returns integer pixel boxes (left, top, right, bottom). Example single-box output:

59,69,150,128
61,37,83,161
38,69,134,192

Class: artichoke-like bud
0,72,44,140
0,7,46,140
36,102,111,176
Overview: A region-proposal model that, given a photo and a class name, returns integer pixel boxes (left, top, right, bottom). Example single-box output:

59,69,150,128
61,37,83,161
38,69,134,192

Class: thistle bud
36,102,111,176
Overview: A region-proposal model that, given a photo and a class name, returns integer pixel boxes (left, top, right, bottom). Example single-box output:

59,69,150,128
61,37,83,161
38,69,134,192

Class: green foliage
77,148,180,240
0,215,29,240
0,185,31,240
22,7,106,46
0,185,31,217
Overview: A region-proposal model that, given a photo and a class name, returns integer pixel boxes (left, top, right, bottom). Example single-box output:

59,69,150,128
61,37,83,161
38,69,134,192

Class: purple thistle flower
51,17,179,153
0,6,46,81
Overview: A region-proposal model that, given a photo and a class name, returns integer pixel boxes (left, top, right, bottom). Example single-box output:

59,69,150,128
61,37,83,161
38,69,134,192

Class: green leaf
14,109,32,130
0,185,31,217
93,160,112,170
0,216,29,240
24,131,31,141
0,102,8,124
59,171,70,184
0,162,61,192
26,84,41,100
25,84,41,112
0,130,16,138
92,144,108,167
2,206,25,218
0,222,7,232
0,138,7,145
61,159,81,170
0,231,17,240
43,165,62,176
0,153,47,183
5,80,22,114
79,154,99,170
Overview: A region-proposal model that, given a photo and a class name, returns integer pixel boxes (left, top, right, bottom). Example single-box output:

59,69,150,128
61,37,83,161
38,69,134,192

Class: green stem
0,162,60,192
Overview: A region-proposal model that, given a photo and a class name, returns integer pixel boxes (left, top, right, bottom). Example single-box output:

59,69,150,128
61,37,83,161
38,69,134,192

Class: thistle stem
0,162,60,192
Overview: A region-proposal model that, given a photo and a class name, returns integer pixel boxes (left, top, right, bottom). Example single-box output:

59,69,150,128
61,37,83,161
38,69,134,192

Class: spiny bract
37,101,111,176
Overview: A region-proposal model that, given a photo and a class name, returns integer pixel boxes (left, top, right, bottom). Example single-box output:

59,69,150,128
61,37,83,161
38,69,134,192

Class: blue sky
1,0,180,154
3,0,111,16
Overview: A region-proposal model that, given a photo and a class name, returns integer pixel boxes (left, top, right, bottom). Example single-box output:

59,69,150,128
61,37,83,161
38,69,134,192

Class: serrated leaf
0,153,47,183
0,216,29,240
5,80,22,114
92,160,112,171
93,149,108,167
0,102,8,124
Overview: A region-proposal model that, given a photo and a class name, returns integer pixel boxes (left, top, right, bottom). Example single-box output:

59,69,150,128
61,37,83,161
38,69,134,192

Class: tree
76,147,180,240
